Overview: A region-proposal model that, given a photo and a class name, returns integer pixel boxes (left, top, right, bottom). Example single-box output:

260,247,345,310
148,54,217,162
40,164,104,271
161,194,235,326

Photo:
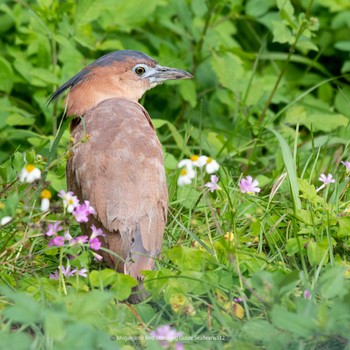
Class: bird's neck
65,76,148,116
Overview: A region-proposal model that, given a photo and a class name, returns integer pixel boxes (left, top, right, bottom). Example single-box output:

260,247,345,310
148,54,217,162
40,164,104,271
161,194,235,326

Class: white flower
195,156,220,174
1,216,13,226
40,189,51,212
19,164,41,183
40,198,50,212
58,190,79,213
178,159,193,169
177,167,196,186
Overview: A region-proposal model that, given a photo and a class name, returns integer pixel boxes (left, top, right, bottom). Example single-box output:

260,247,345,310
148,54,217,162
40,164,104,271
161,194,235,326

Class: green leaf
179,80,197,108
272,21,293,44
165,246,206,271
307,240,329,266
75,0,104,26
319,267,347,299
285,237,300,256
334,41,350,52
89,269,137,301
211,52,245,92
110,273,138,301
6,114,35,126
267,127,301,210
270,305,315,337
0,57,14,93
337,217,350,238
0,332,32,350
1,287,43,324
191,0,207,16
44,310,67,341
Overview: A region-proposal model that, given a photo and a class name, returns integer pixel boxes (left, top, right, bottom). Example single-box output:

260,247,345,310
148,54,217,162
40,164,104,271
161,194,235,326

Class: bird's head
48,50,192,116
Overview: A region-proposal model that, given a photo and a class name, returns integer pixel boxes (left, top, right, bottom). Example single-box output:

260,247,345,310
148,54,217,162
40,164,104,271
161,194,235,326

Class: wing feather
67,98,168,275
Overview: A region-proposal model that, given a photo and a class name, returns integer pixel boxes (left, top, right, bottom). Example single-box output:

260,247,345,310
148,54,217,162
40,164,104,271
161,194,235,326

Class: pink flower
73,201,96,223
304,290,311,299
317,173,336,192
92,252,103,261
89,225,105,251
48,236,65,247
45,222,62,236
60,265,75,277
74,235,89,244
150,325,183,348
239,176,261,194
205,175,220,192
89,238,101,250
49,270,59,280
341,160,350,173
90,225,105,239
318,173,335,185
72,267,88,277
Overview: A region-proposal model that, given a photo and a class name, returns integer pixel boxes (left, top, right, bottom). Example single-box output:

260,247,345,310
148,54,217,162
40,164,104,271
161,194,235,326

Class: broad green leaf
0,332,32,350
211,52,245,92
285,237,300,256
0,57,14,93
307,240,329,266
270,305,315,337
179,80,197,108
165,246,206,271
319,267,347,299
337,217,350,238
75,0,104,26
272,21,293,44
6,113,35,126
110,273,138,301
334,40,350,52
246,0,274,17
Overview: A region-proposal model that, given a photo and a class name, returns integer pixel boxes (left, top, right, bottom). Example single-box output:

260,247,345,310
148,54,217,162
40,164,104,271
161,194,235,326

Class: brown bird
49,50,192,301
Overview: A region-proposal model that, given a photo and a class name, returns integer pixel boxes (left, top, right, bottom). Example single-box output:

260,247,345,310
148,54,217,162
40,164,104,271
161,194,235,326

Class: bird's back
67,98,168,279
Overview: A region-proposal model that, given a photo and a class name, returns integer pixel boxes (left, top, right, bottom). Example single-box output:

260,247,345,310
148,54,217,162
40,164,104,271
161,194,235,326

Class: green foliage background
1,0,350,349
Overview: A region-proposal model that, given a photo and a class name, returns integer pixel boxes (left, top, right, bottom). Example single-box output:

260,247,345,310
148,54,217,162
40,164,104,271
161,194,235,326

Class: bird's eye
134,66,146,75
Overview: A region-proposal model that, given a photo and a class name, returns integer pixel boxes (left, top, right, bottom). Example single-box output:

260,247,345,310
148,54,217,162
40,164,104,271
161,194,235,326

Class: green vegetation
1,0,350,349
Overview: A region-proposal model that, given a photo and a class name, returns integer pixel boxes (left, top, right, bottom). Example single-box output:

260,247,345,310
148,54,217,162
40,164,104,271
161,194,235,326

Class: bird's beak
150,65,193,83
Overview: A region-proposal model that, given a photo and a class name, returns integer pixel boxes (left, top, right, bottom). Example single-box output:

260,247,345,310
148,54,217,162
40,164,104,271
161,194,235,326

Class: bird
49,50,192,301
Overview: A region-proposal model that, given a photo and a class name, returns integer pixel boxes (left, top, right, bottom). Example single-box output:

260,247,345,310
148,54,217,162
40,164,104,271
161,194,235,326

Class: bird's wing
67,98,168,273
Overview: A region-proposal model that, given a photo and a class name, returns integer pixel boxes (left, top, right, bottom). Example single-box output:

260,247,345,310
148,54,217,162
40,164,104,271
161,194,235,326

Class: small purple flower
92,252,103,261
239,176,261,194
233,297,243,303
319,173,335,185
73,200,96,223
64,230,73,242
45,222,63,236
317,173,336,192
304,289,311,299
150,325,183,348
89,237,102,251
341,160,350,173
48,236,65,247
205,175,221,192
60,265,75,277
49,270,59,280
74,235,89,244
90,225,105,239
72,267,88,277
